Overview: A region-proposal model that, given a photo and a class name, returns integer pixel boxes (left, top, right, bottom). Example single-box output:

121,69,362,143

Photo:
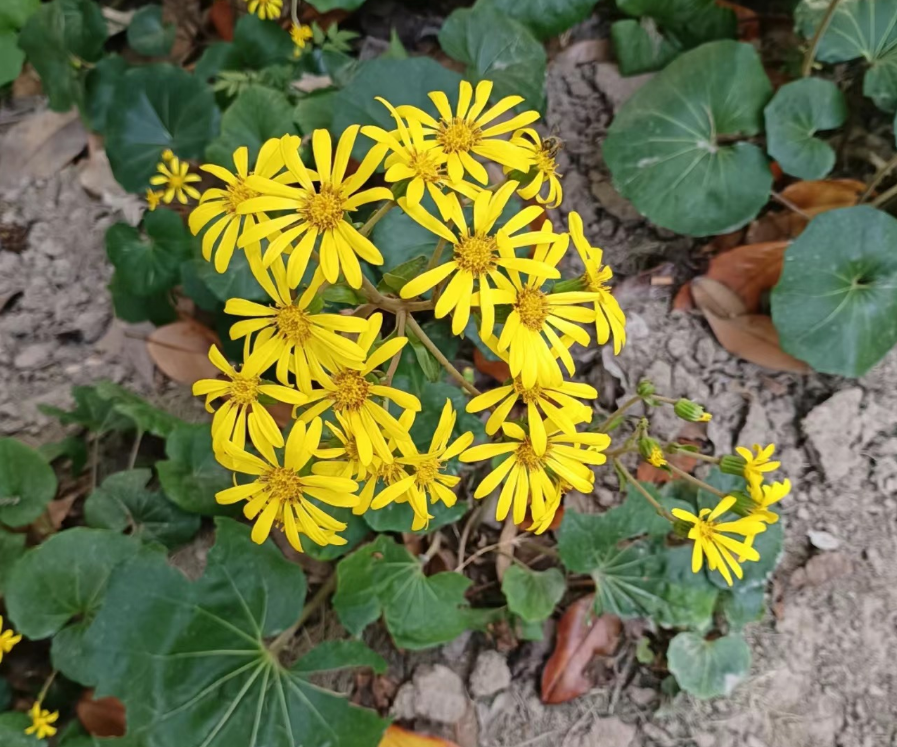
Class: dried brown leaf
146,320,220,385
77,692,126,737
0,109,87,189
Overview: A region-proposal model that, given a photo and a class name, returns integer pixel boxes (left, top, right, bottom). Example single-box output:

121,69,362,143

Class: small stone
390,681,416,722
594,63,654,110
807,530,841,551
628,686,656,706
790,552,853,588
13,342,54,369
72,308,109,343
692,732,716,747
469,650,511,699
802,388,864,482
412,665,469,724
574,717,636,747
640,722,674,746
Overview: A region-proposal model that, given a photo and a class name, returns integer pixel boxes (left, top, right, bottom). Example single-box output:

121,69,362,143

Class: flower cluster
184,78,628,551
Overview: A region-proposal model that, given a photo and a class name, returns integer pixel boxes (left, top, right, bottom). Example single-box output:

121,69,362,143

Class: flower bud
638,437,666,467
672,519,692,538
636,379,656,398
720,454,747,477
727,490,755,517
552,276,588,294
673,398,711,422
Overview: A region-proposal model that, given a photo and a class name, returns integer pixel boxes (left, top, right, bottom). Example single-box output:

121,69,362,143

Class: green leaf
604,40,773,236
206,85,298,168
294,640,387,674
106,210,195,297
182,251,269,308
305,0,366,11
157,423,235,516
225,14,293,72
363,497,468,535
108,274,177,326
17,0,107,111
106,64,220,193
85,469,201,549
84,54,128,134
332,539,384,637
408,380,484,451
439,5,546,113
474,0,596,41
85,518,388,747
667,632,751,698
332,57,463,161
0,438,57,527
719,584,765,630
764,78,847,180
771,205,897,376
501,566,566,622
0,0,41,29
617,0,736,49
379,255,429,294
294,88,337,134
0,677,10,711
194,41,232,81
654,543,718,631
127,5,175,57
611,18,680,76
0,712,46,747
93,381,184,438
405,326,443,384
0,30,26,87
707,520,784,591
38,384,133,433
370,195,441,272
0,528,26,595
39,435,89,474
5,528,141,684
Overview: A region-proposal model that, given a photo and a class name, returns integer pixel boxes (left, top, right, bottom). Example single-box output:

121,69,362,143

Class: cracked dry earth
1,48,896,747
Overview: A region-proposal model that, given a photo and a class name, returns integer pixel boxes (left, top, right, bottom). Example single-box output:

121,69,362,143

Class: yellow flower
150,156,201,205
290,22,314,54
747,478,789,523
25,702,58,739
0,616,22,663
312,413,371,481
528,478,569,535
161,148,175,162
145,189,162,211
647,446,666,467
192,343,307,461
359,458,431,530
247,0,282,20
507,128,563,208
225,264,369,394
398,181,560,336
397,80,538,184
672,496,766,586
217,418,359,551
736,443,780,490
568,211,626,354
361,98,481,214
189,142,287,273
299,313,420,466
491,228,599,388
237,129,391,288
460,422,609,525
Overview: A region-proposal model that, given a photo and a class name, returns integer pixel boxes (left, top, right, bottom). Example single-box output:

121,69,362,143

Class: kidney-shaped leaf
667,632,751,698
0,712,46,747
501,566,566,623
0,438,58,527
127,5,175,57
157,423,235,516
474,0,597,41
604,40,773,236
85,519,387,747
106,64,220,193
764,78,847,180
771,205,897,376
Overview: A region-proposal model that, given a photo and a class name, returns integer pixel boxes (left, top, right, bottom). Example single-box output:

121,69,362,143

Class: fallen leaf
102,7,136,34
379,725,461,747
46,493,80,531
541,594,622,704
717,1,760,40
293,73,333,93
146,319,220,385
0,109,87,189
208,0,235,40
473,348,510,383
77,692,126,737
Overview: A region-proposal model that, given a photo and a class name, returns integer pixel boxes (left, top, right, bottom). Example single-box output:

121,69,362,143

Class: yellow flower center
513,378,542,404
331,370,371,412
454,232,498,275
167,173,186,190
414,458,442,487
515,287,549,331
227,177,258,214
302,184,345,232
409,149,442,183
228,373,261,406
438,117,482,154
379,461,408,484
276,304,313,343
585,265,612,294
261,467,305,505
516,438,548,470
535,147,558,177
343,436,361,463
648,446,667,467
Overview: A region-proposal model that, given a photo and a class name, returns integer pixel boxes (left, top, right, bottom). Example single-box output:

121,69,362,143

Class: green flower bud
673,398,711,422
636,379,656,398
672,519,692,538
720,454,747,477
638,437,666,467
552,276,588,294
727,490,755,517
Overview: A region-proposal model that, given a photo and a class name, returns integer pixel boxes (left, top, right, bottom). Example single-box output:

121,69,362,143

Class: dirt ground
2,30,896,747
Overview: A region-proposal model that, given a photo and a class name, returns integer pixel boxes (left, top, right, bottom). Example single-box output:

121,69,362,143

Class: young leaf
157,423,236,516
501,566,566,623
474,0,596,41
405,326,443,384
127,5,175,57
84,469,201,549
0,438,58,527
764,78,847,180
93,381,184,438
604,40,773,236
84,519,387,747
379,255,429,294
667,632,751,698
771,206,897,376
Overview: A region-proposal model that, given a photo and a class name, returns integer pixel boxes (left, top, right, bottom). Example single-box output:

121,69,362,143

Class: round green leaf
0,30,25,87
305,0,365,11
764,78,847,179
127,5,175,57
611,19,681,76
0,438,57,527
771,206,897,376
363,498,467,535
501,566,566,623
617,0,736,49
223,14,292,72
105,64,220,193
0,0,41,29
84,55,128,134
205,85,298,168
157,423,236,515
439,5,546,112
0,712,46,747
604,40,773,236
718,585,765,630
667,632,751,698
474,0,597,41
0,528,26,595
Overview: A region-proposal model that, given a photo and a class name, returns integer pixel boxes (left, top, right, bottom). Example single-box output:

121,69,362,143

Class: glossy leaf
157,423,235,516
604,40,773,236
0,0,41,28
772,206,897,376
764,78,847,179
474,0,596,41
501,566,566,623
617,0,736,48
0,437,58,527
667,632,751,698
84,55,129,134
127,5,175,57
611,19,680,75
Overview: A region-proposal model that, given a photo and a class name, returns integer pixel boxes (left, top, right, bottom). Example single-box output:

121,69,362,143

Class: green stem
596,395,641,432
383,310,406,387
676,450,721,464
36,671,57,703
665,462,727,498
269,573,337,656
290,0,300,27
358,201,395,238
614,458,674,523
405,315,481,396
801,0,843,77
861,152,897,202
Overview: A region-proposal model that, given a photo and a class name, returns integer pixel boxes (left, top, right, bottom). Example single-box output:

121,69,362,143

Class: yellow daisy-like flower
672,496,766,586
189,142,287,273
247,0,282,20
360,458,431,529
161,149,175,162
361,98,481,214
747,478,789,523
647,446,667,467
492,229,599,388
217,418,359,551
225,264,369,393
237,129,391,288
506,128,563,208
312,413,371,481
145,189,162,211
0,616,22,663
398,79,538,184
150,156,201,205
528,478,570,535
26,702,59,739
568,211,626,355
460,422,608,525
736,443,780,491
299,313,420,466
398,181,560,336
192,343,307,460
290,22,314,54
